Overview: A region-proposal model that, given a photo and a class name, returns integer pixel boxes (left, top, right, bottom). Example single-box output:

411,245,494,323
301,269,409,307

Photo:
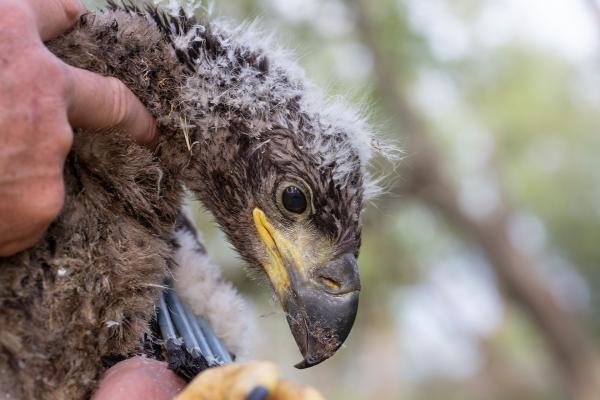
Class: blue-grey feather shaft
181,304,216,361
164,289,202,354
157,292,177,340
197,316,232,363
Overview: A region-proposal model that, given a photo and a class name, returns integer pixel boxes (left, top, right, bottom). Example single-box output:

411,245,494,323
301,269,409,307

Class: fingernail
245,386,269,400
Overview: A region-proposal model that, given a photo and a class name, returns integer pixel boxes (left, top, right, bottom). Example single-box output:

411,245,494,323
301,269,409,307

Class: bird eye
281,186,307,214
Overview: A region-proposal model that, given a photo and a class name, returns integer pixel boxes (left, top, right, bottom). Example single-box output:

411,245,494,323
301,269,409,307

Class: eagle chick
0,2,384,399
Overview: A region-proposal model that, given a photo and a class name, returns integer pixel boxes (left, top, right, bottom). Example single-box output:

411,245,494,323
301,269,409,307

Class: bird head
165,12,382,368
185,102,376,368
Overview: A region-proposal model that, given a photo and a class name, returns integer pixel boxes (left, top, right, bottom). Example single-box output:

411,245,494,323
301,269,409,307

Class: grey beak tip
294,360,311,369
294,352,331,369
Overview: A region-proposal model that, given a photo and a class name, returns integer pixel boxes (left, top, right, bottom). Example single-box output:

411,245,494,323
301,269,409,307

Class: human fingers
0,176,65,257
0,64,72,256
93,358,186,400
23,0,87,41
66,66,157,147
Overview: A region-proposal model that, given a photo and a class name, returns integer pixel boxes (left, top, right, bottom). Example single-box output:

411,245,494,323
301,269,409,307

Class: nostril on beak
319,276,341,290
312,253,361,294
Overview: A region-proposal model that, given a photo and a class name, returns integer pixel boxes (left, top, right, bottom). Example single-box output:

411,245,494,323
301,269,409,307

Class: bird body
0,2,380,399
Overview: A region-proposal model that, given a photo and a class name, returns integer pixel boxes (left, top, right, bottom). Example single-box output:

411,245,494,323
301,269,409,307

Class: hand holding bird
0,0,155,256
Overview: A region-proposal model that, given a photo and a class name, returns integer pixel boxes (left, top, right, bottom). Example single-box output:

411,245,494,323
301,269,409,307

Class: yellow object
252,208,305,296
176,361,325,400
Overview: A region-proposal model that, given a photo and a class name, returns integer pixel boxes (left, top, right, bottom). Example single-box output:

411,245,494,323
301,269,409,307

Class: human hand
94,359,324,400
93,358,186,400
0,0,156,257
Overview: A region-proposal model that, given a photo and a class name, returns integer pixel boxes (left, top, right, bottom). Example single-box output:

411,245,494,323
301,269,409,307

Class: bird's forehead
258,129,360,185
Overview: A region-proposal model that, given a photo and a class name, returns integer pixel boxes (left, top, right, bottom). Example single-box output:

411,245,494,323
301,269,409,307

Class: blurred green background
90,1,600,398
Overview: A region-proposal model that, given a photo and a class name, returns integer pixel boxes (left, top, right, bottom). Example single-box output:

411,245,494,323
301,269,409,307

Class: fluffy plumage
0,2,382,398
172,206,249,357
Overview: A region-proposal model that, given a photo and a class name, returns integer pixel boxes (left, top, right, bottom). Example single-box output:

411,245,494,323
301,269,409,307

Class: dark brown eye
281,186,307,214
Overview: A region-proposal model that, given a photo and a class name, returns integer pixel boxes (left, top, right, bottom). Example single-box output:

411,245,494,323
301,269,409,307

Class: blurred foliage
87,0,600,398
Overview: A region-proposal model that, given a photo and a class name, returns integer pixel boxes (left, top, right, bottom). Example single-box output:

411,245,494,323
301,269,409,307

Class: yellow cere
252,208,307,295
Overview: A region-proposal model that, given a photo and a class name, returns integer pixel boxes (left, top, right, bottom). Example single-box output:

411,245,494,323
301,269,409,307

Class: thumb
66,65,157,147
93,358,186,400
26,0,87,41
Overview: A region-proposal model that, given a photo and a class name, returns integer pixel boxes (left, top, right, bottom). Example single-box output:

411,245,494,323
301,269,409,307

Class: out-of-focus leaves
81,1,600,398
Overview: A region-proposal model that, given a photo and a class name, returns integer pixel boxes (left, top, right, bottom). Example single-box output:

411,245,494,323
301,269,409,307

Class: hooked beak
252,208,360,368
